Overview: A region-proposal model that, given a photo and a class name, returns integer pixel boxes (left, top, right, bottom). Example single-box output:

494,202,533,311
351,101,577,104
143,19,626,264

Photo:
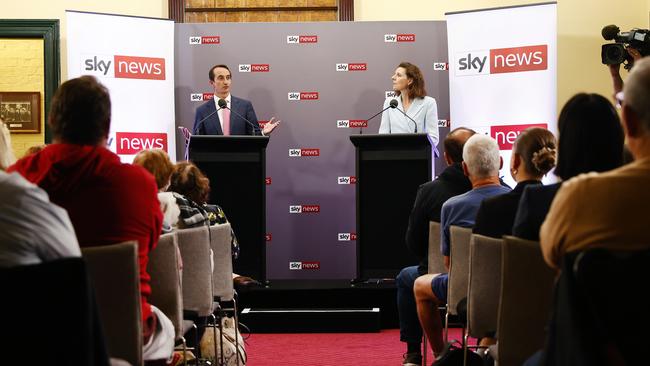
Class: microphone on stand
193,100,225,135
218,98,263,135
360,99,398,135
394,105,419,133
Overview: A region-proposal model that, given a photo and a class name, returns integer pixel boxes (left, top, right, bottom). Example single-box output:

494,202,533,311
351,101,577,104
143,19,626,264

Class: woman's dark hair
49,76,111,145
513,127,557,177
554,93,624,180
169,161,211,204
395,62,427,99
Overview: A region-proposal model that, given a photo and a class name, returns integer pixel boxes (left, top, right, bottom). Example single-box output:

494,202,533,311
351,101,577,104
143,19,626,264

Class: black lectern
189,135,269,281
350,133,435,280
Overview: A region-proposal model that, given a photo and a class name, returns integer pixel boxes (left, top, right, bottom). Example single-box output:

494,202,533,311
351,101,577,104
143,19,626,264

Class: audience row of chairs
427,222,555,366
84,224,236,365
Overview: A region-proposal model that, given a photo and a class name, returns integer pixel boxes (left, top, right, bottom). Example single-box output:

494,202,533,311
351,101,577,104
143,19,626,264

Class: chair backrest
209,223,234,301
467,234,503,338
544,248,650,366
428,221,445,274
82,241,142,366
148,232,183,340
176,225,213,316
497,236,554,366
0,258,110,365
447,225,472,314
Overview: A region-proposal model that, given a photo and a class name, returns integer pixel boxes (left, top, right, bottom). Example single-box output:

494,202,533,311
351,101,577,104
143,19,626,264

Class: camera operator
602,25,648,102
608,47,643,102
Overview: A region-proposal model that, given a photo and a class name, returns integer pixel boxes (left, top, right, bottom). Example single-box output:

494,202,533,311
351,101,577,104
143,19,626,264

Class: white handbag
200,316,246,365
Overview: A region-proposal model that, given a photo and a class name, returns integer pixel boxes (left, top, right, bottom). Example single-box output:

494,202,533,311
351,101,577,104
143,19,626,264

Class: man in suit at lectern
193,64,280,136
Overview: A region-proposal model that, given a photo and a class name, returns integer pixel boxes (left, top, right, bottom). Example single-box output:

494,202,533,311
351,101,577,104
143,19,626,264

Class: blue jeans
396,266,423,343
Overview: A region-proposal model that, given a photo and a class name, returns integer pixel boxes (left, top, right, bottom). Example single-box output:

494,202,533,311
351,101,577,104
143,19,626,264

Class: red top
9,144,162,328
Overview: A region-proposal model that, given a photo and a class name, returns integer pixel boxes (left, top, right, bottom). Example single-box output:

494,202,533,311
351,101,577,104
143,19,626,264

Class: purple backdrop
174,21,449,279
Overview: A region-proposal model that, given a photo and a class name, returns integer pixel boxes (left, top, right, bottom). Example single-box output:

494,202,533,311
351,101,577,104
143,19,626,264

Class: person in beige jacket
541,57,650,269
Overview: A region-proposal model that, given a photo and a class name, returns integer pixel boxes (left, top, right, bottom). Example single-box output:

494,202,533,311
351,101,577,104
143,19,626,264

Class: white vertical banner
446,3,557,187
66,11,176,162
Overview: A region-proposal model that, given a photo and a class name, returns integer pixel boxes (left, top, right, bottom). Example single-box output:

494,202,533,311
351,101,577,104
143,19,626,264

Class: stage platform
237,279,399,333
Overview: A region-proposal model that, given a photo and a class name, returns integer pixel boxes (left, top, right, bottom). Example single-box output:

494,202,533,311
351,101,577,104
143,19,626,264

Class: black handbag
433,340,485,366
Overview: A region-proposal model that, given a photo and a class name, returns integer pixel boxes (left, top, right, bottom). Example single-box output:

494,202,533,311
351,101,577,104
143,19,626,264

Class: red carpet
246,328,472,366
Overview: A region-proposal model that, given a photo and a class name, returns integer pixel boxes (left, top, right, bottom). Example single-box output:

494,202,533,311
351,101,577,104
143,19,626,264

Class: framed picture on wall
0,92,41,133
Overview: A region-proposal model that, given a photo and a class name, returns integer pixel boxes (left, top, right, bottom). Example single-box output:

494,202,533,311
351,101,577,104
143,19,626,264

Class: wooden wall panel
183,0,342,23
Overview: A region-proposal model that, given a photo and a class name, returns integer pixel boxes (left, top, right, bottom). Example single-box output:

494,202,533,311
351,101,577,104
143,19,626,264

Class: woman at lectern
379,62,439,146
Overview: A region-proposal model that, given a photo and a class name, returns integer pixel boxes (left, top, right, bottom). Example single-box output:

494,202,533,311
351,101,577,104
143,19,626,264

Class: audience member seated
133,149,180,233
8,76,174,362
0,117,15,169
399,127,475,366
413,134,510,359
512,93,624,240
541,57,650,269
473,127,556,238
169,161,259,289
0,118,80,267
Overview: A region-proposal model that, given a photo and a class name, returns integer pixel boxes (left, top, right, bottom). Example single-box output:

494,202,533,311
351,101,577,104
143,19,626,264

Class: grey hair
0,119,16,170
462,134,500,179
624,57,650,131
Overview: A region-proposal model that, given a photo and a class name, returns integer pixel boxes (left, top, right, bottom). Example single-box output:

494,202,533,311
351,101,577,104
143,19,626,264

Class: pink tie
222,107,231,136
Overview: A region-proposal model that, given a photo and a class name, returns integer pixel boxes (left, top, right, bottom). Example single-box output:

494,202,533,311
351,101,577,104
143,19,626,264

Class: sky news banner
446,2,557,187
66,11,176,163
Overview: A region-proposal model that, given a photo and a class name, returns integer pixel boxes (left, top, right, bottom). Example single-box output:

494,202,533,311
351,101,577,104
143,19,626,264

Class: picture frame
0,92,41,134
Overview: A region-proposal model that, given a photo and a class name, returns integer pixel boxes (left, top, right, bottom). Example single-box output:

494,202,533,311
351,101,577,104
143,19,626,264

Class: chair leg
208,313,220,365
180,336,188,366
233,297,241,366
463,330,469,366
422,334,428,366
444,305,450,343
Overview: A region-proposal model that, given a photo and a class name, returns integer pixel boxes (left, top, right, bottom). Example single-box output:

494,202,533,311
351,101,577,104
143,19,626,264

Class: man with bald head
541,57,650,269
413,134,511,360
398,127,476,366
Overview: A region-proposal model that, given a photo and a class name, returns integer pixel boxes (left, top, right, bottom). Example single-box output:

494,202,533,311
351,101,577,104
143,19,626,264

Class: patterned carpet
245,328,470,366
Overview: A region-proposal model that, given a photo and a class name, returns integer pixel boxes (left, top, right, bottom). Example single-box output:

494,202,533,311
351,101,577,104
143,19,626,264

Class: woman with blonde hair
133,149,180,233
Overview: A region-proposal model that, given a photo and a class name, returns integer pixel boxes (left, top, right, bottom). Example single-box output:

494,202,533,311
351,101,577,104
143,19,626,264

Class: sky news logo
289,148,320,157
239,64,270,72
189,36,220,45
288,92,319,101
438,119,450,128
287,35,318,44
336,63,367,72
190,93,215,102
83,55,165,80
385,91,398,98
115,132,167,155
338,233,357,241
433,62,449,71
289,205,321,214
384,34,416,42
289,261,321,270
338,176,357,184
337,120,367,128
456,44,548,76
491,123,548,150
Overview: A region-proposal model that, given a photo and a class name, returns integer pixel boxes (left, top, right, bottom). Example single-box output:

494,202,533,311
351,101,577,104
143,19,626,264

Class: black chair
0,258,110,365
543,248,650,366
